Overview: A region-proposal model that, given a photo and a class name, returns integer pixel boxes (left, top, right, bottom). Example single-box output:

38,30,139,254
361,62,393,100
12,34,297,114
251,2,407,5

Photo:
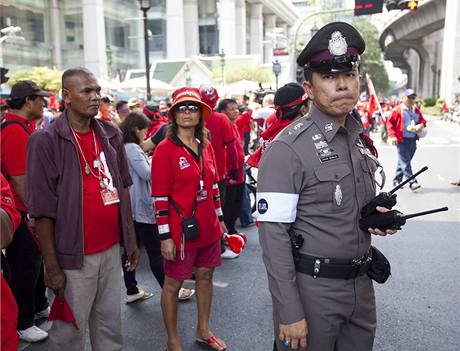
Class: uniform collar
309,104,363,142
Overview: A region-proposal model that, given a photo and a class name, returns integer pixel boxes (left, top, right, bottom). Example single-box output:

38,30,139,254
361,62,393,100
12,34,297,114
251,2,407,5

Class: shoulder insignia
278,117,314,143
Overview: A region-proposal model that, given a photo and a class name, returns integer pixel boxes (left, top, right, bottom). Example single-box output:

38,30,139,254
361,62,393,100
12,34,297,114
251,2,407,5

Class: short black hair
100,97,111,104
7,95,39,110
116,100,128,111
119,111,151,145
217,98,238,113
62,67,93,89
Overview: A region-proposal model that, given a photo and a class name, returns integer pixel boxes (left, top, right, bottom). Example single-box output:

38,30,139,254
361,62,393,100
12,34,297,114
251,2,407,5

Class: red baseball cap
199,84,219,109
168,87,212,120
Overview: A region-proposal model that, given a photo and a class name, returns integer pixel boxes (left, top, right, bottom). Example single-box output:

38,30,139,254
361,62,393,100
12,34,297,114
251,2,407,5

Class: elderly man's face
63,73,101,118
304,68,360,119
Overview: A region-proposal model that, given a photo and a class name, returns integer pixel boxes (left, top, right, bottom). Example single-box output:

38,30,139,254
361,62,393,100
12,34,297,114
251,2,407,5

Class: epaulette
276,116,314,144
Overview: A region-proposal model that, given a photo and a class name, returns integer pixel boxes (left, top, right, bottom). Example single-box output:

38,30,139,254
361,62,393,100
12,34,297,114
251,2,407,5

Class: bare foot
166,338,183,351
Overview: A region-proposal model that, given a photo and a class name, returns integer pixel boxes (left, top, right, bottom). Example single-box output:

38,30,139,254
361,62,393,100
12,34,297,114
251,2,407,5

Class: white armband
255,192,299,223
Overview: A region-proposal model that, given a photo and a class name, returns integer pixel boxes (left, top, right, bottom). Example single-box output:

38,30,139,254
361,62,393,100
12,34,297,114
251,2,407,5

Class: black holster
367,246,391,284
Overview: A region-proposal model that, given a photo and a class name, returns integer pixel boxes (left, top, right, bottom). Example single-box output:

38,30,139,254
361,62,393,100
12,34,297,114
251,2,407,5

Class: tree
351,18,390,94
6,67,62,91
212,64,272,85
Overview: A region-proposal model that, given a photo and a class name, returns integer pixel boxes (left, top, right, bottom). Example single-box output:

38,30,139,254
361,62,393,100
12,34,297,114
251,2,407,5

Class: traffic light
354,0,384,16
385,0,418,11
0,67,9,84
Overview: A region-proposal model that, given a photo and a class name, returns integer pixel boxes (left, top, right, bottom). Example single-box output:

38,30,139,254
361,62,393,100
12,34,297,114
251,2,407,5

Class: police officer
257,22,397,351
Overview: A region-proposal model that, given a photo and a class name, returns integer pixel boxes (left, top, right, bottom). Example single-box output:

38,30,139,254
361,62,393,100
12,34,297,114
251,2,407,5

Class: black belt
294,252,372,280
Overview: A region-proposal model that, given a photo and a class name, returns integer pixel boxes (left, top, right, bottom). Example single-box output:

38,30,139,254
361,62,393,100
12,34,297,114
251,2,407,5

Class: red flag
48,298,79,330
366,74,382,120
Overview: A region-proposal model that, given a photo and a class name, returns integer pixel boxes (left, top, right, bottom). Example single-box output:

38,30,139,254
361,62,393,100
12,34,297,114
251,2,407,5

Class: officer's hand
279,319,308,350
390,137,398,145
161,238,176,261
45,264,66,301
368,206,398,236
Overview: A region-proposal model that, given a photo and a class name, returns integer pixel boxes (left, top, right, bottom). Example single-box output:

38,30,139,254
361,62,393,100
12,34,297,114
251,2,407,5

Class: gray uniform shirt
257,104,378,324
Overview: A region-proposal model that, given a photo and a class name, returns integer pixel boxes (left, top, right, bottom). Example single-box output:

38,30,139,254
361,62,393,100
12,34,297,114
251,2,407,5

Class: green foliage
423,97,437,107
212,64,272,85
351,19,389,95
421,105,442,116
436,98,444,106
6,67,62,91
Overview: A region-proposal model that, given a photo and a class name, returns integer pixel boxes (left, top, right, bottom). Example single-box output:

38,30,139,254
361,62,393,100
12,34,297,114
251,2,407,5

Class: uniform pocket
360,159,377,202
314,162,351,212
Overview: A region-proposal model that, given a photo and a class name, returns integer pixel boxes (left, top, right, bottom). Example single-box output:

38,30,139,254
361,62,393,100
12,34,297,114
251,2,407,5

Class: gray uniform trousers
274,274,376,351
48,244,123,351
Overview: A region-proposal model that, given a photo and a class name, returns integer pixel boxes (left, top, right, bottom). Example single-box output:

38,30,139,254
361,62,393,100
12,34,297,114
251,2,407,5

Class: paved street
23,117,459,351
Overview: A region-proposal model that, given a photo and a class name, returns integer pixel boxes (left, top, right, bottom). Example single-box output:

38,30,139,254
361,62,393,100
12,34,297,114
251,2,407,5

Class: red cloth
151,138,222,250
48,298,79,330
1,173,21,231
247,117,293,168
0,113,36,213
226,124,245,185
146,115,167,140
386,104,427,143
73,129,121,255
205,111,235,181
1,274,18,351
263,112,277,130
235,110,253,141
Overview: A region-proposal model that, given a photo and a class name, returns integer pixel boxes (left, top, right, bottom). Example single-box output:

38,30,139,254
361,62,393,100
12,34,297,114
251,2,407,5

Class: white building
1,0,298,79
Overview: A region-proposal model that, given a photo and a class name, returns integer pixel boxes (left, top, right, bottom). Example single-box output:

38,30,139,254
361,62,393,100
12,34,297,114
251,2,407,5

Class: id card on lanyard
188,144,207,203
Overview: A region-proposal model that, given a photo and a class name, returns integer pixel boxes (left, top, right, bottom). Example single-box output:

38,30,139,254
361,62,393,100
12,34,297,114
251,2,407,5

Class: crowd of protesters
0,64,450,351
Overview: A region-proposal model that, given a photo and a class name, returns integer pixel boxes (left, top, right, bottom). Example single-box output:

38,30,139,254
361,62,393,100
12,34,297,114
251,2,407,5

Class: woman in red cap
151,87,227,351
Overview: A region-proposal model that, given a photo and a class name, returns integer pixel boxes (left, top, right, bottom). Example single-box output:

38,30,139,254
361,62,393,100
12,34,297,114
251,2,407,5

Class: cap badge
328,31,348,56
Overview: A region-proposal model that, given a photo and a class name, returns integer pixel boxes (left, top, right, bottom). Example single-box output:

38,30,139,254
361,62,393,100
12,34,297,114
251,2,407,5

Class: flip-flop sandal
195,335,227,351
178,288,195,301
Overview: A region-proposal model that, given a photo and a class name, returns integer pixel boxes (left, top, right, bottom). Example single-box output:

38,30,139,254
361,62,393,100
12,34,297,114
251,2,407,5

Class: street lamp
219,49,225,86
138,0,151,101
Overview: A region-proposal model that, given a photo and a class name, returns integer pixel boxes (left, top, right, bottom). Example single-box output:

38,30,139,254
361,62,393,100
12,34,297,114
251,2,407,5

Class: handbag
169,198,199,241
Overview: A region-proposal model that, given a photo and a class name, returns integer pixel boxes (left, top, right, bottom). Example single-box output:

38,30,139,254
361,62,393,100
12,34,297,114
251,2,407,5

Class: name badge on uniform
101,187,120,205
196,189,208,202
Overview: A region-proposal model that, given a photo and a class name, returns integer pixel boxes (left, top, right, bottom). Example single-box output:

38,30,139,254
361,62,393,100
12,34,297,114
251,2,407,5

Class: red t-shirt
0,172,20,351
205,112,235,181
151,137,221,250
0,113,36,213
73,129,121,255
263,112,277,130
227,124,245,185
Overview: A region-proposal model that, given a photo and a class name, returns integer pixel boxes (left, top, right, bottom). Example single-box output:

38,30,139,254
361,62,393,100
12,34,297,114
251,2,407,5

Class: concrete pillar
167,0,185,59
440,0,460,104
264,14,276,64
249,2,263,58
184,0,199,57
82,0,107,77
218,0,236,55
235,0,246,55
49,0,63,69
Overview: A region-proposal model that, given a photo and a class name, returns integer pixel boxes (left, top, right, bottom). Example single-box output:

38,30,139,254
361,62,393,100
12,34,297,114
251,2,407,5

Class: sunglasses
364,153,386,190
176,103,200,113
407,95,416,100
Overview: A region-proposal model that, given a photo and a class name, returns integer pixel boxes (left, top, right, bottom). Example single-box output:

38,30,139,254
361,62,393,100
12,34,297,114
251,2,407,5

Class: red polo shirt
73,129,121,255
235,110,253,142
205,112,235,181
151,137,221,250
227,124,245,185
0,113,36,213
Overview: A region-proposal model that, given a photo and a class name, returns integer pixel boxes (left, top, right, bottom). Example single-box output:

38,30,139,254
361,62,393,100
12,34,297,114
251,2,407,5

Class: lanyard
182,143,205,190
71,128,108,189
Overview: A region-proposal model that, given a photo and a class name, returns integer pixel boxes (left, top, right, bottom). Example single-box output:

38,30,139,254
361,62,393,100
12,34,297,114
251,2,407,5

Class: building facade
1,0,298,78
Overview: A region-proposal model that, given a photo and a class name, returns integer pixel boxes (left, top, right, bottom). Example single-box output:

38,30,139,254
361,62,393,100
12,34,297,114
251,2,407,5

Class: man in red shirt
217,99,245,239
143,103,168,139
1,173,21,351
26,67,139,351
0,80,51,342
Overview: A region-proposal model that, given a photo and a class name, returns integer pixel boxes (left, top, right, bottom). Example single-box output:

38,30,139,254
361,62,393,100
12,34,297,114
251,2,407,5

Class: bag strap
0,120,32,135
